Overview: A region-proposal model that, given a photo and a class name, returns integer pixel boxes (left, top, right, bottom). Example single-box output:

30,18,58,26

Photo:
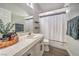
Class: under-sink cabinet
0,34,44,56
22,39,44,56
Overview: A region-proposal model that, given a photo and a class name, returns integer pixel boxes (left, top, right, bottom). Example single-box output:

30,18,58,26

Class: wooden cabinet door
31,40,44,56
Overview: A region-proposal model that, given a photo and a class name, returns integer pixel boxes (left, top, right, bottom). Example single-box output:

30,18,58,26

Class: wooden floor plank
43,46,69,56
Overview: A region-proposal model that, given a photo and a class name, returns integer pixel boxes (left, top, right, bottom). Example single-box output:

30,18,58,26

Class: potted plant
0,22,14,41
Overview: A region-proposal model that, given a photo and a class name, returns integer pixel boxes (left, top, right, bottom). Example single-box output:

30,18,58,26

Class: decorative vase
2,34,8,38
0,34,18,48
2,38,9,42
2,34,9,42
0,32,19,48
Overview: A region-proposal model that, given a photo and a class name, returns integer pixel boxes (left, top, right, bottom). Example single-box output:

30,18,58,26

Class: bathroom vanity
0,34,44,56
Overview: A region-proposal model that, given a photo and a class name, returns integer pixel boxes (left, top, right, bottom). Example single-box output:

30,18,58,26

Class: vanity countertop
0,34,43,56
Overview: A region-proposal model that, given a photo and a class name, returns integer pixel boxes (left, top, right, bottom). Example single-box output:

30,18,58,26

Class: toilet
43,39,49,51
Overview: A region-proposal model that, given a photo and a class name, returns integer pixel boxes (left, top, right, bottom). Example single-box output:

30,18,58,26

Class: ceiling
0,3,33,17
34,3,64,13
0,3,65,17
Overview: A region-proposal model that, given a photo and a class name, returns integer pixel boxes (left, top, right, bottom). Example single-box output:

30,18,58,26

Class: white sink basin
26,34,38,39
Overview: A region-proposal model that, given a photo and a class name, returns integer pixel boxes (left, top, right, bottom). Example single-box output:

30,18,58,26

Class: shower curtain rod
26,11,66,20
40,12,66,18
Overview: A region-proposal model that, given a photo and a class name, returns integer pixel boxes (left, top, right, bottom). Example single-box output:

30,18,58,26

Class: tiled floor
43,46,69,56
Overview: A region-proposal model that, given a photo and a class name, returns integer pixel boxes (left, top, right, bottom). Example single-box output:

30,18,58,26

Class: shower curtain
40,17,50,39
40,13,67,49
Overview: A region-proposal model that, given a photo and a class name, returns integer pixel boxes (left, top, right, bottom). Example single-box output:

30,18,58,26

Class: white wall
0,8,12,33
0,7,26,32
0,8,11,24
11,13,24,24
66,3,79,56
11,13,26,32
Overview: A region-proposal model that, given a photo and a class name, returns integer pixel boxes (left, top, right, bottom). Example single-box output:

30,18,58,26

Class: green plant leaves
0,22,14,35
